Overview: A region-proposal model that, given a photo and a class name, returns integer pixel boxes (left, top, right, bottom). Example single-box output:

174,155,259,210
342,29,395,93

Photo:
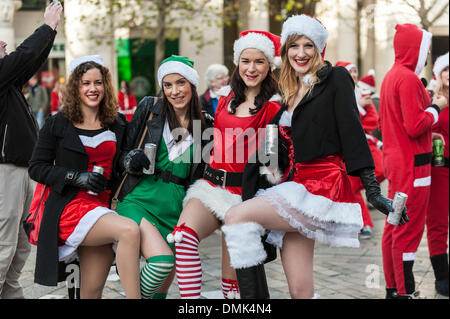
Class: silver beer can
143,143,157,175
387,192,408,225
87,165,104,195
265,124,278,156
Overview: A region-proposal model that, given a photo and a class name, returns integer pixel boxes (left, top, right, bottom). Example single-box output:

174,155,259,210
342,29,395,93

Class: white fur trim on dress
233,32,276,66
221,222,267,269
158,61,199,88
281,15,328,54
256,181,362,249
216,85,232,97
433,52,449,77
183,179,242,221
59,207,117,262
78,130,117,148
414,29,432,76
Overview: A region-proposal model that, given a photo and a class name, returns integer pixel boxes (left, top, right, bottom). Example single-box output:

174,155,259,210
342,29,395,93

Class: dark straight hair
229,67,278,115
160,83,205,141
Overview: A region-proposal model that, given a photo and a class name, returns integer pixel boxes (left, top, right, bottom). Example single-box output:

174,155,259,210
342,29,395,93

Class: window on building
20,0,47,11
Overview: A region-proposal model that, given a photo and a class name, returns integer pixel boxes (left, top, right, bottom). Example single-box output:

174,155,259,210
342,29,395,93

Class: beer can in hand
265,124,278,156
432,139,444,167
87,165,104,196
143,143,157,175
387,192,408,225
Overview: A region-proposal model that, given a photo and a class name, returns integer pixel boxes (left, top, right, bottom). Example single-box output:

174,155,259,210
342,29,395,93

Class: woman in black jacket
28,56,141,298
115,55,210,299
221,15,408,299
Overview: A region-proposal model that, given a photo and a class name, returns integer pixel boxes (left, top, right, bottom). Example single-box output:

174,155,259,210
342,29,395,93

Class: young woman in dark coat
28,56,141,298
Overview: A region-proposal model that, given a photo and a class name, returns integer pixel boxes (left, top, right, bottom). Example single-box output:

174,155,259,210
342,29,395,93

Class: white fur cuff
221,222,267,269
259,166,283,185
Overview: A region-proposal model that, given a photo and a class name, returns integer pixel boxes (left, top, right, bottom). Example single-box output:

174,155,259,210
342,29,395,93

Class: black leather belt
414,153,432,167
154,170,187,186
203,165,243,188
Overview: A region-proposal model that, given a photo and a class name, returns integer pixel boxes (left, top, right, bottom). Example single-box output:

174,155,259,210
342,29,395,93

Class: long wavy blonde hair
279,34,325,108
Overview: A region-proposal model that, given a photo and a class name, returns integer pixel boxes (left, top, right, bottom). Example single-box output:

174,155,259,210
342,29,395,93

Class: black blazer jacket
28,112,127,286
242,62,374,201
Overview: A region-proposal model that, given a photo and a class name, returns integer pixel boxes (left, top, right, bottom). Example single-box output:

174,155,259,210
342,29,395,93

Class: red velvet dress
256,110,363,248
183,93,281,221
58,129,117,262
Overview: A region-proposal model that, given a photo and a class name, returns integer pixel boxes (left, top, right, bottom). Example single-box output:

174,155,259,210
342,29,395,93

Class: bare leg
78,244,114,299
177,198,221,240
81,213,141,299
281,232,315,298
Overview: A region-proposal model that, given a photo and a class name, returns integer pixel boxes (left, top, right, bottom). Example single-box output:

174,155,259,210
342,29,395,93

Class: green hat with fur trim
157,55,199,88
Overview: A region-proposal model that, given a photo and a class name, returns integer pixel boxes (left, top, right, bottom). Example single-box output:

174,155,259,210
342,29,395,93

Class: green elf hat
157,55,199,88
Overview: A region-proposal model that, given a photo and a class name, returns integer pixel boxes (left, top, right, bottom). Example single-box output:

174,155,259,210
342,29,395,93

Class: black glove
64,170,107,193
123,149,150,175
358,168,409,225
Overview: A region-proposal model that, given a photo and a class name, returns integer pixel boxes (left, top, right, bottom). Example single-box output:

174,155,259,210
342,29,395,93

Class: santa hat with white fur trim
69,55,104,74
335,61,357,72
281,14,328,58
233,30,282,69
358,69,376,93
433,52,449,77
158,55,199,88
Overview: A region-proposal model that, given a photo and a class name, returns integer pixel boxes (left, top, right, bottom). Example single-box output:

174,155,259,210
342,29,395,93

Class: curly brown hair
61,61,118,126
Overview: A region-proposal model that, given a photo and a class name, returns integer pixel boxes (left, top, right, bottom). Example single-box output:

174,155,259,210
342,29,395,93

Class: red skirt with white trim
256,154,363,248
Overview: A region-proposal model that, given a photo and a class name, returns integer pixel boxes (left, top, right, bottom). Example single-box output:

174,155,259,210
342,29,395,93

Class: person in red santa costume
168,30,282,299
118,80,137,122
426,51,449,297
379,24,448,299
335,62,385,239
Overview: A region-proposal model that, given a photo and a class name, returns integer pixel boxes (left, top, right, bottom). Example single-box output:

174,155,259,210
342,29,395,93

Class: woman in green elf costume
115,55,211,299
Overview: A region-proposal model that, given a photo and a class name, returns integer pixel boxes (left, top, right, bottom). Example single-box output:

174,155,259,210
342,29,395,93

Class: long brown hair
279,34,325,108
61,61,118,126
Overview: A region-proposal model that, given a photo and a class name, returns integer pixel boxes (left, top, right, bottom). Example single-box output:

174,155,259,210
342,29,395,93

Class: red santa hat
358,69,376,93
281,14,328,58
335,61,357,72
233,30,282,69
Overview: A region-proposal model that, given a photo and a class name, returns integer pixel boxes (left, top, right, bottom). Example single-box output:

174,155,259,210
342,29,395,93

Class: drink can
143,143,157,175
432,139,444,167
87,165,104,195
387,192,408,225
265,124,278,156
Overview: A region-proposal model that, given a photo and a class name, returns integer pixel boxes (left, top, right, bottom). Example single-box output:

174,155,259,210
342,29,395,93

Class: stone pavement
19,182,449,299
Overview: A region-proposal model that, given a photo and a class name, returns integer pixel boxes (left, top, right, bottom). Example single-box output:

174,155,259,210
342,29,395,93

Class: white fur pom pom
227,290,235,299
302,74,314,88
166,233,175,243
368,69,375,76
174,231,183,243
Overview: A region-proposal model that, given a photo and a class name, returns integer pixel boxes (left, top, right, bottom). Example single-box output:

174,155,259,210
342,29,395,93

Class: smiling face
238,48,270,89
78,68,105,110
287,36,317,76
162,73,193,112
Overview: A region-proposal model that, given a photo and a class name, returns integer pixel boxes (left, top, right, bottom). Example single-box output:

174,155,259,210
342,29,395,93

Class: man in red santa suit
379,24,448,299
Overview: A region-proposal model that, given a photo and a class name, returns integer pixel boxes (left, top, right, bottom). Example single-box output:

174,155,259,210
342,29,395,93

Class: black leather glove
64,170,107,193
123,149,150,175
358,168,409,225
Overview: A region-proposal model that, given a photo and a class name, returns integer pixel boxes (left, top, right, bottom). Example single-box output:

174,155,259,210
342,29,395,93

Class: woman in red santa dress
336,61,385,239
221,15,406,299
118,80,137,122
168,30,282,299
29,56,141,298
426,52,449,297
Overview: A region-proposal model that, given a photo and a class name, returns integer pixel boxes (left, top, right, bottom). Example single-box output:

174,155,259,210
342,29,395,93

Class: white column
0,0,21,50
64,0,117,86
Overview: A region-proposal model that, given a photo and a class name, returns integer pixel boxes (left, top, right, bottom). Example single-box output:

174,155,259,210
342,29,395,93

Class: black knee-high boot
431,253,449,296
235,264,270,299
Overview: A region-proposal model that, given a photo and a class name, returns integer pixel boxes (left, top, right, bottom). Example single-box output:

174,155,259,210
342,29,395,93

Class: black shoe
435,279,449,297
385,288,398,299
235,264,270,299
395,291,423,299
